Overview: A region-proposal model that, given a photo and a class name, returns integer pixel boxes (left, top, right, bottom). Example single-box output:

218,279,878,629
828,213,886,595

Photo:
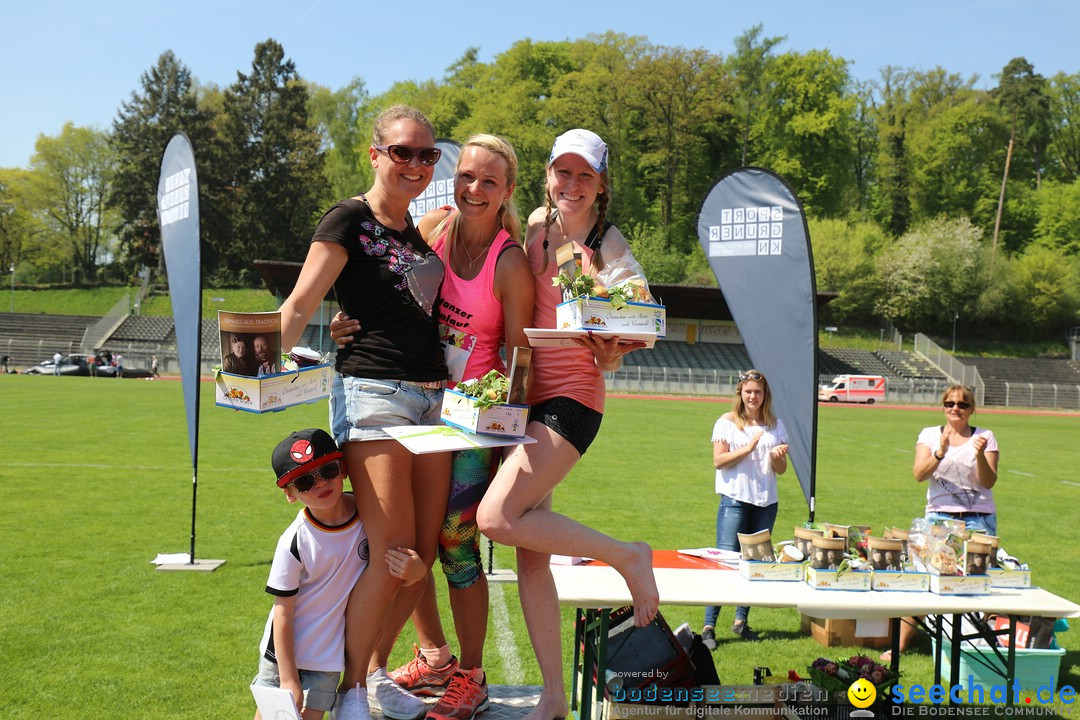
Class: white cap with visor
548,129,608,173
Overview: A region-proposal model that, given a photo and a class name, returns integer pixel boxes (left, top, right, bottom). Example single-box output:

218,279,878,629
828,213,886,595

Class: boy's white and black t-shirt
260,495,369,672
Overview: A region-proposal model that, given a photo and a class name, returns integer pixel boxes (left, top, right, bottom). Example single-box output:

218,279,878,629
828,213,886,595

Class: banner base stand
156,559,226,572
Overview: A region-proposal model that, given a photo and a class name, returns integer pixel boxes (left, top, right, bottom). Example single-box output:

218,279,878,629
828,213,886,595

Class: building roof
253,259,835,322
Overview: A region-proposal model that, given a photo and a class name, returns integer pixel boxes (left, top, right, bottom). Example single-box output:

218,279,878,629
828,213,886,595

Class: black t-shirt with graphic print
313,198,448,381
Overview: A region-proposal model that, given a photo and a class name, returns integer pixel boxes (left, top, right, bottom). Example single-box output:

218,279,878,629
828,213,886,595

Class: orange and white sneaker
391,644,460,697
426,668,489,720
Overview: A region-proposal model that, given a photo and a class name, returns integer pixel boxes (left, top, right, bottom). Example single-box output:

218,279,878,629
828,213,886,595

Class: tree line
1,29,1077,339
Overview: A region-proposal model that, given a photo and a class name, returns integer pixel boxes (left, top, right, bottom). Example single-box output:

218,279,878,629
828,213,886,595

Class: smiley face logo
847,678,876,708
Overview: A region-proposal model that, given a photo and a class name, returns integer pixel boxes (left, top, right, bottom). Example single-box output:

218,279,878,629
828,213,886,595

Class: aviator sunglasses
943,401,972,410
290,460,342,493
739,371,764,382
374,144,442,166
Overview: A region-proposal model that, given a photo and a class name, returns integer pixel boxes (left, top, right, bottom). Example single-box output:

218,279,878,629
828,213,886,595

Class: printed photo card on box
218,311,282,377
737,530,774,562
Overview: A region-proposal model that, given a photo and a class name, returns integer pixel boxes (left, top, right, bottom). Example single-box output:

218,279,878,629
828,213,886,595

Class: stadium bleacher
957,356,1080,406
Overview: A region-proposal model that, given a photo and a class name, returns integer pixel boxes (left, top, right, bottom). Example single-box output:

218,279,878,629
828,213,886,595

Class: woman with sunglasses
701,369,789,649
882,384,999,664
331,133,534,720
279,105,451,720
476,129,659,720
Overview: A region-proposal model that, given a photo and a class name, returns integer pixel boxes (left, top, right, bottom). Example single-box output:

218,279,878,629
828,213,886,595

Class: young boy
253,428,426,720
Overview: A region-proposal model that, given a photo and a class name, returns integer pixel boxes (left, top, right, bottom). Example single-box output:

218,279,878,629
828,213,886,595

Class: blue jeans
704,495,778,628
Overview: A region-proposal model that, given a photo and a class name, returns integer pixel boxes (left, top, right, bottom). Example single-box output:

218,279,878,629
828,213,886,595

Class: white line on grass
1063,481,1080,488
489,579,524,683
1008,470,1034,476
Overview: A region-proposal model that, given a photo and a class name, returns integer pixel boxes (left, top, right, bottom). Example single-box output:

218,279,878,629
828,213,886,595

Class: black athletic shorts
529,396,603,456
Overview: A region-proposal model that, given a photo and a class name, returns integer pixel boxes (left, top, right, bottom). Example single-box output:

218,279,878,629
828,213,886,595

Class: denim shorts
330,374,445,444
252,655,340,712
925,510,998,536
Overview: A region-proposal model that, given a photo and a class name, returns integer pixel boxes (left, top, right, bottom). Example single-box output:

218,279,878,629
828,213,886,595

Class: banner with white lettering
157,133,203,560
697,168,819,518
409,139,461,225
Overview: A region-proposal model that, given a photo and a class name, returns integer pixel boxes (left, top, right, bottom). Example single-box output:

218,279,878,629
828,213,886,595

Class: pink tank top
433,221,517,386
526,236,606,413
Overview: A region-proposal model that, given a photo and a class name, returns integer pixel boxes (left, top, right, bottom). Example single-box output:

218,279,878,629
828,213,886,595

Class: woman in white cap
477,128,659,720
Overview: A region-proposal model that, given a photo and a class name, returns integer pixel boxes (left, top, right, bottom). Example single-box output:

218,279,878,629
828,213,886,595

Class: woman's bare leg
514,492,569,720
478,423,658,628
340,440,420,689
369,450,451,671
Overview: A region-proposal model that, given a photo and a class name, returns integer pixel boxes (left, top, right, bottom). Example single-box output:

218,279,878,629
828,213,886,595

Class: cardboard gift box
738,559,805,582
871,570,930,592
556,296,666,337
805,566,872,591
987,567,1032,588
929,572,991,595
215,364,332,414
440,388,529,438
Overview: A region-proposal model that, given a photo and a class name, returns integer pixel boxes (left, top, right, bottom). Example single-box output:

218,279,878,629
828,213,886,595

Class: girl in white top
703,370,789,646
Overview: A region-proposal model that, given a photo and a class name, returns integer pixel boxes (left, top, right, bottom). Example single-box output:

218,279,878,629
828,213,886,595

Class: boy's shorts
252,655,340,712
330,374,445,444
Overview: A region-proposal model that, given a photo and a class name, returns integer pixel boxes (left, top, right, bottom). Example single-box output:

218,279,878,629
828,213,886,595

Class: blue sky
1,0,1077,169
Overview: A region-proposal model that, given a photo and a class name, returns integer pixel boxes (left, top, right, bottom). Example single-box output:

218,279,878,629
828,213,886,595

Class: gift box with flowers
808,655,897,700
441,370,528,438
553,270,666,337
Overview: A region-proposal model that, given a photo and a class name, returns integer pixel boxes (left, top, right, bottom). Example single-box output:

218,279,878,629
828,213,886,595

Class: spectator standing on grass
475,128,659,720
53,351,62,375
151,354,160,379
114,353,124,379
278,105,452,720
1,354,11,373
252,428,425,720
702,369,789,649
882,384,999,664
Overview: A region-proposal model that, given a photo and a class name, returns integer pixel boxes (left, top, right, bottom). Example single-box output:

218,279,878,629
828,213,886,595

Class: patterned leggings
438,447,498,588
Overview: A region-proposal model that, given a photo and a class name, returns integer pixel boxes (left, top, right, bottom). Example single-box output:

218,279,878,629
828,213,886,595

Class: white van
818,375,886,404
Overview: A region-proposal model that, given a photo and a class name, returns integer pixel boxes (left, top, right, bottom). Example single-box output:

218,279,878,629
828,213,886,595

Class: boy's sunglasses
739,371,764,382
374,144,441,166
943,401,972,410
290,460,342,493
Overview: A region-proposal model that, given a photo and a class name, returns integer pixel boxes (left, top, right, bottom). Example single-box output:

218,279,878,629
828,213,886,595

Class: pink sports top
526,236,605,413
432,218,518,387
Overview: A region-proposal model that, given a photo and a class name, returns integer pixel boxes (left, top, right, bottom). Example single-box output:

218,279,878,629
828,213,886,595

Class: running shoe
426,668,489,720
369,667,427,720
391,644,460,697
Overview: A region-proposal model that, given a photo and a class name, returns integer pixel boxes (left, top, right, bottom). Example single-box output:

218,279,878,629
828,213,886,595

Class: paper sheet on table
384,425,536,455
250,686,302,720
678,547,742,568
151,553,192,565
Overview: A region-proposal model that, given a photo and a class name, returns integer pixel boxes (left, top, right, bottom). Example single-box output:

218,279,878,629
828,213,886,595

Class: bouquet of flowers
455,370,509,410
808,655,896,698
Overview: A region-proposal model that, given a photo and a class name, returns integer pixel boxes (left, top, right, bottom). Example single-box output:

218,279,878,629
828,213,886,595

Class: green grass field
3,375,1078,718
